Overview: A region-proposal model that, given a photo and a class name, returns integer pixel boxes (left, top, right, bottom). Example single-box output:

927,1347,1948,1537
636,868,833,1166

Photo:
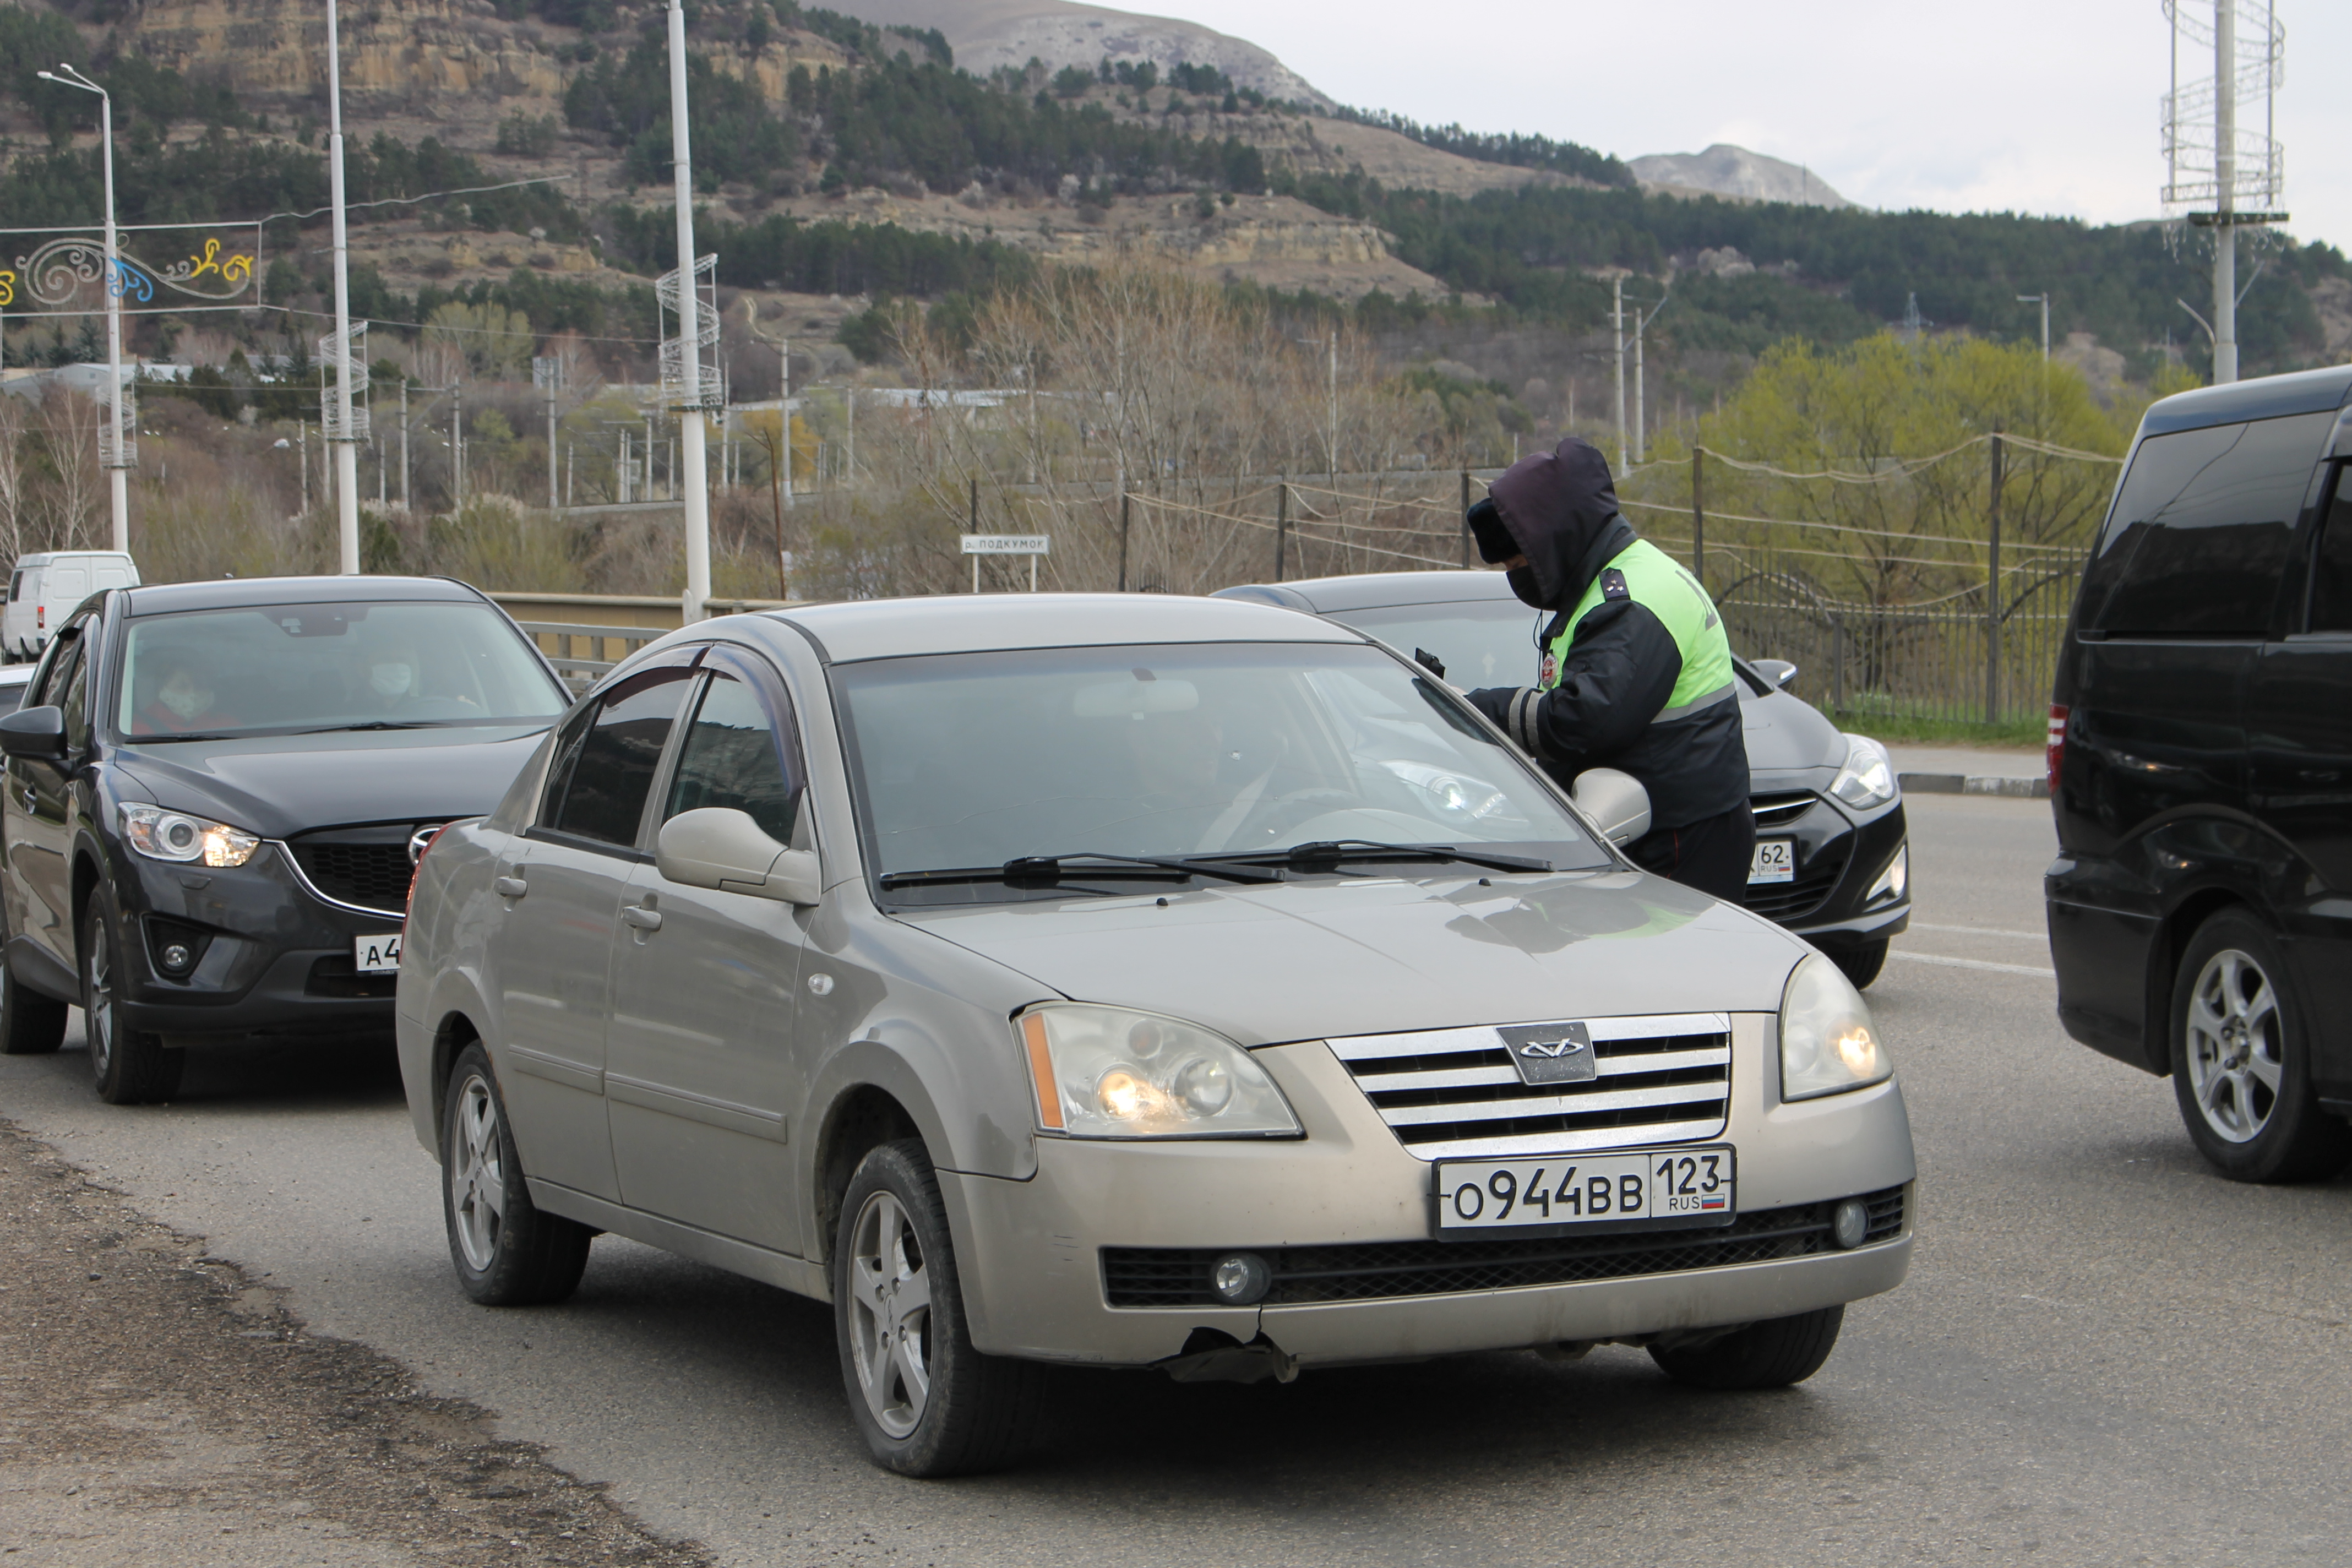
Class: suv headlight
1830,733,1896,810
1019,1004,1302,1139
120,804,259,868
1779,953,1892,1101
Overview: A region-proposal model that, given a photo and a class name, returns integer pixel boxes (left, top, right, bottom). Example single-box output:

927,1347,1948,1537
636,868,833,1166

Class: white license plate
354,933,402,973
1749,839,1795,884
1435,1146,1735,1238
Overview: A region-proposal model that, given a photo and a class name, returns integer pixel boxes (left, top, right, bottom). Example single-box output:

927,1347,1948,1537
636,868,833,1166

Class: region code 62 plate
1749,839,1795,884
1435,1146,1736,1239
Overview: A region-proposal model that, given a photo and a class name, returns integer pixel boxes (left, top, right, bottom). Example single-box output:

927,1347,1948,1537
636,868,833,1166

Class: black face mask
1506,565,1544,608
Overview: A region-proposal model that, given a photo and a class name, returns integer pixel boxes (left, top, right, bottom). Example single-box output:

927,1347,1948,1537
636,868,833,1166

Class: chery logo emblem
1498,1022,1597,1085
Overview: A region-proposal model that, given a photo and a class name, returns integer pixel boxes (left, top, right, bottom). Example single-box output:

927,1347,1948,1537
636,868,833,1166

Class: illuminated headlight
120,804,259,868
1829,733,1897,810
1866,845,1908,904
1377,759,1516,823
1019,1005,1302,1139
1779,953,1892,1101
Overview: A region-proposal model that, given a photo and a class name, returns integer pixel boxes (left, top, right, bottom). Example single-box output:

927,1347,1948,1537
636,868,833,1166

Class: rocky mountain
1630,145,1853,210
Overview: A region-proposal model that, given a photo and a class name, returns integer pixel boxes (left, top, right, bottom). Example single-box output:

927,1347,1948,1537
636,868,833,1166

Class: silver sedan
395,593,1915,1477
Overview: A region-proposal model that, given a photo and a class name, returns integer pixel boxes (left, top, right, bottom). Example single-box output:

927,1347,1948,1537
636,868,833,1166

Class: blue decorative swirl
108,257,155,303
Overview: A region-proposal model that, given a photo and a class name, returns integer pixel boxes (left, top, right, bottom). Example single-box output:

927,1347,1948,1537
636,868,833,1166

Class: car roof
120,575,487,617
2138,362,2352,438
1213,570,1516,613
15,551,132,565
764,592,1366,663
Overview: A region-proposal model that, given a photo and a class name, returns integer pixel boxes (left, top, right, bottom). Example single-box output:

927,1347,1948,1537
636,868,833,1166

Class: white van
4,551,139,661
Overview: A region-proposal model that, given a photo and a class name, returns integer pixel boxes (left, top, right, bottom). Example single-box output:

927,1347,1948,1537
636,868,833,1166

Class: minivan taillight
34,606,43,630
2046,704,2068,796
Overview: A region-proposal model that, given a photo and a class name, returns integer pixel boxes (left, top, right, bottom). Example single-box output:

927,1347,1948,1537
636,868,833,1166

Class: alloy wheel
85,924,114,1079
450,1075,508,1271
846,1190,933,1440
2184,948,2282,1145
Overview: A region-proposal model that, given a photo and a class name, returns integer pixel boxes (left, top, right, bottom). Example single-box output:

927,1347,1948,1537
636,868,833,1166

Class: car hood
111,724,552,839
901,870,1808,1046
1740,687,1844,781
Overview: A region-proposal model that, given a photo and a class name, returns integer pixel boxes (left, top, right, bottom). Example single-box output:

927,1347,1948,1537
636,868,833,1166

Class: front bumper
943,1017,1916,1368
113,843,406,1040
1754,796,1910,951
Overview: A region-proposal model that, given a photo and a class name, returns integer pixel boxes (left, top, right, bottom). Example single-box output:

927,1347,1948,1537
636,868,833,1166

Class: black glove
1464,686,1543,753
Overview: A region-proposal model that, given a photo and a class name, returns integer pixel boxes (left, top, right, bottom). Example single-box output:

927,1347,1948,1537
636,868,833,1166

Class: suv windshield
837,640,1609,901
116,600,567,740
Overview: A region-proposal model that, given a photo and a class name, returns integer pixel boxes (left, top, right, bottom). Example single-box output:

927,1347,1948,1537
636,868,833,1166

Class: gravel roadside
0,1115,710,1568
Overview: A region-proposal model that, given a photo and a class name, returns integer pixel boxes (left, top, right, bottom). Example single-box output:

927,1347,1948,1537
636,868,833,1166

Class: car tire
1648,1305,1844,1390
2168,910,2352,1185
81,894,182,1104
442,1043,592,1306
1830,940,1888,990
0,912,69,1055
834,1139,1048,1478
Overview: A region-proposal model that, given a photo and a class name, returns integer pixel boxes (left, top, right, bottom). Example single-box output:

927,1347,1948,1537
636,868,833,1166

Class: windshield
837,640,1609,901
1330,598,1544,690
115,600,567,740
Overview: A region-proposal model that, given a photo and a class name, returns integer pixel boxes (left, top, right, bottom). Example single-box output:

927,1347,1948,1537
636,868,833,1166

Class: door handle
622,905,663,931
493,874,529,899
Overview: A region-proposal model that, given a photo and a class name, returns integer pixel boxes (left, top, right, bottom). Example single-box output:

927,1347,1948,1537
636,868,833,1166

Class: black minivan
2048,364,2352,1183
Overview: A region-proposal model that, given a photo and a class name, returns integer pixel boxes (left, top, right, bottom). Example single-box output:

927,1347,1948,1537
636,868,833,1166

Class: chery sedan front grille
1102,1185,1909,1308
1327,1013,1732,1160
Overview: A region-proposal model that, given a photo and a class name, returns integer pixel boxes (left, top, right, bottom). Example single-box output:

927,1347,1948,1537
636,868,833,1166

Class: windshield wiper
301,720,448,734
879,851,1283,891
121,731,244,744
1230,840,1553,875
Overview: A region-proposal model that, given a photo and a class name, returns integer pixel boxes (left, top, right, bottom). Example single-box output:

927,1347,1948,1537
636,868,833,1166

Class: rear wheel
2169,910,2351,1184
442,1044,592,1305
1830,940,1888,990
1649,1305,1844,1390
82,895,181,1104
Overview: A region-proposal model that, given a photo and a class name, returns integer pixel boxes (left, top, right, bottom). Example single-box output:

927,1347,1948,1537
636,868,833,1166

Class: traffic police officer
1462,437,1755,900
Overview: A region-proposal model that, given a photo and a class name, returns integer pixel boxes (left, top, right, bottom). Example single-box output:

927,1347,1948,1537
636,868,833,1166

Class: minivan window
8,571,20,603
2085,412,2330,635
2309,464,2352,634
541,668,694,846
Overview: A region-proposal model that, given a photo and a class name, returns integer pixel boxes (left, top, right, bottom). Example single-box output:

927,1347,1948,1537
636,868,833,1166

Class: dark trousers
1625,804,1756,903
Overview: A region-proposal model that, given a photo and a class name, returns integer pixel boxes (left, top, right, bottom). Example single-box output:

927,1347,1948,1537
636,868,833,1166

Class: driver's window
662,671,801,844
57,641,90,750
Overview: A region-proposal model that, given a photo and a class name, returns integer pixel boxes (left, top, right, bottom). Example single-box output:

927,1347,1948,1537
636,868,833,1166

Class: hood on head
1485,437,1636,610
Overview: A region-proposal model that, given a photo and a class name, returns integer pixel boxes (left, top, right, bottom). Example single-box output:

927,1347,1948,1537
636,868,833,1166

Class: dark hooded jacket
1462,438,1749,829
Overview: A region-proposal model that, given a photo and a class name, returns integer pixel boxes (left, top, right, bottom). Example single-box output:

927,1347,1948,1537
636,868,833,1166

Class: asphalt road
6,792,2350,1566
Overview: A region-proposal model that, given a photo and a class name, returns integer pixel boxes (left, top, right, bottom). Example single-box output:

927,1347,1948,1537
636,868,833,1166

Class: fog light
1210,1252,1271,1305
159,943,194,974
1866,845,1908,905
1831,1198,1870,1250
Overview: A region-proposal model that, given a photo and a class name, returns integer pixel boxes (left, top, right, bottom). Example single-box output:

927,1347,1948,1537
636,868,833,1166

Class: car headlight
1019,1004,1302,1139
1376,759,1518,824
120,804,259,868
1829,733,1897,810
1779,952,1892,1101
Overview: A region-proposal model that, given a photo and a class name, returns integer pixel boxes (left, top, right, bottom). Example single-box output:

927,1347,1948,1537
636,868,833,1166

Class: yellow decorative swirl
0,269,13,307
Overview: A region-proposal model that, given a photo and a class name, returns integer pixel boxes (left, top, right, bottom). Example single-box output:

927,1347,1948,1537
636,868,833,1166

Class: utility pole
37,66,130,553
1690,445,1706,583
1986,428,2005,725
665,0,712,621
782,333,793,510
297,420,310,518
399,379,410,510
1118,491,1131,591
324,0,360,573
535,356,562,511
450,383,464,509
2212,0,2237,385
1631,286,1669,466
1326,328,1338,489
1275,477,1288,582
1459,469,1471,569
2016,293,2050,359
1611,276,1627,471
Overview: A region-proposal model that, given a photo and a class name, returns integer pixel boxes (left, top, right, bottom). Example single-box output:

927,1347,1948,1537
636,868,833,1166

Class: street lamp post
324,0,362,573
37,64,131,553
664,0,712,623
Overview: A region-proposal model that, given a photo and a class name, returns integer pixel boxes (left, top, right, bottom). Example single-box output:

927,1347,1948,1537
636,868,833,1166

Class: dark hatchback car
1216,571,1911,985
2049,363,2352,1183
0,575,570,1103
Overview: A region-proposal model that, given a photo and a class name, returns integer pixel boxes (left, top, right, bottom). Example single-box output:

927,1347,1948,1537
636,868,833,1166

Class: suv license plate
1749,839,1795,884
1435,1146,1735,1239
355,933,402,974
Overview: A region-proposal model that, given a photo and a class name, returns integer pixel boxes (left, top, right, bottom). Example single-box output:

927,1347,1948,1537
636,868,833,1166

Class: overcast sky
1153,0,2351,255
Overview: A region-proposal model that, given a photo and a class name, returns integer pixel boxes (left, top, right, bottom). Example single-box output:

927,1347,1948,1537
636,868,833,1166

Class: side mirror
1571,767,1652,848
1751,658,1799,690
656,807,822,906
0,705,66,761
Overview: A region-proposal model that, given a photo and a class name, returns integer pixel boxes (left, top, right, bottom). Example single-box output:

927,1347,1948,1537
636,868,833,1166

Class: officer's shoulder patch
1599,567,1630,602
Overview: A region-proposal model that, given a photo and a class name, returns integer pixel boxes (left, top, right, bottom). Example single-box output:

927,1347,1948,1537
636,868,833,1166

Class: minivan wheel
441,1044,592,1305
82,896,181,1104
834,1140,1047,1477
1648,1305,1844,1390
1830,940,1888,989
2169,911,2352,1184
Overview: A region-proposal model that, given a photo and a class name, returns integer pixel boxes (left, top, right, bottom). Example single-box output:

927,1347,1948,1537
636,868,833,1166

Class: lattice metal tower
2162,1,2286,385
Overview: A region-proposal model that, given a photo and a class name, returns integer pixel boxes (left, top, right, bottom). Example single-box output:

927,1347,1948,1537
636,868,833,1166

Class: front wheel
2169,910,2352,1184
441,1043,592,1305
82,894,181,1104
1649,1305,1844,1390
834,1140,1047,1477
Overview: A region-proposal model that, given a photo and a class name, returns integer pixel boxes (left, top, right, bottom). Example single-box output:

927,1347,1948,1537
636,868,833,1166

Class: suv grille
1741,838,1850,921
1103,1185,1909,1307
288,839,416,912
1327,1013,1730,1160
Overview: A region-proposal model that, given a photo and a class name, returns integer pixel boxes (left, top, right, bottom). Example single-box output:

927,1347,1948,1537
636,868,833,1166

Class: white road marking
1891,950,2056,978
1908,921,2046,941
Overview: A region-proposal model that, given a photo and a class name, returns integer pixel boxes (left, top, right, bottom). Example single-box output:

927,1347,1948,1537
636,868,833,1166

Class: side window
30,636,81,711
2310,465,2352,634
58,641,90,750
538,667,695,847
662,670,801,843
8,571,21,603
2087,411,2331,635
